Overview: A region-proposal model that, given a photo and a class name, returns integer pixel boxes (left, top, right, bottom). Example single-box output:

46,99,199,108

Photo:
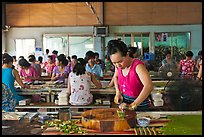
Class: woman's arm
113,68,123,104
108,77,114,87
51,67,59,81
89,73,102,88
51,73,59,81
196,58,201,70
197,63,202,80
130,64,153,108
13,69,29,88
67,76,71,96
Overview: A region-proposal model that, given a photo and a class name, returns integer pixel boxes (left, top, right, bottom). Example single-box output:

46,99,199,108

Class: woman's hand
114,93,123,104
118,102,127,110
24,84,30,89
129,102,137,110
22,84,30,89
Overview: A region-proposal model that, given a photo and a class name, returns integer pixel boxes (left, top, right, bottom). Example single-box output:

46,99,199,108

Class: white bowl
153,99,164,106
151,93,163,100
137,117,151,127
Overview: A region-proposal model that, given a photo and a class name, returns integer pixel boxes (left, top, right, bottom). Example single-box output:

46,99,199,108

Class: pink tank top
118,59,144,98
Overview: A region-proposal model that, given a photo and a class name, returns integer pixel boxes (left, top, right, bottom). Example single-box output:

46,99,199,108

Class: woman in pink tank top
107,39,153,111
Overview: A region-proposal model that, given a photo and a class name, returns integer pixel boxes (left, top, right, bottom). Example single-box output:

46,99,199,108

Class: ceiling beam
85,2,102,25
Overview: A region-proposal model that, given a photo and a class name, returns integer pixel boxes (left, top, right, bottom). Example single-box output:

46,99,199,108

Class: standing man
43,49,50,63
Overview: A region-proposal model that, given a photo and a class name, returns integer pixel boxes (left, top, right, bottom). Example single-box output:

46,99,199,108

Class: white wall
5,24,202,58
5,26,94,56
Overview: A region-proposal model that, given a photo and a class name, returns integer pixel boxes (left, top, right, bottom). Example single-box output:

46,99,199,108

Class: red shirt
180,59,195,79
45,63,55,74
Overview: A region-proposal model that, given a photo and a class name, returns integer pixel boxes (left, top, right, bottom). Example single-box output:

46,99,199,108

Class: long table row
14,80,175,112
16,80,173,95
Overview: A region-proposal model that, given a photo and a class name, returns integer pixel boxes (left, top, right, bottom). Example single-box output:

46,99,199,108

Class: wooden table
15,102,110,109
16,87,116,95
39,76,51,81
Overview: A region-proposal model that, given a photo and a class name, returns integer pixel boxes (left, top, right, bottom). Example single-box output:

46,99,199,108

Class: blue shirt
2,68,25,108
85,63,103,77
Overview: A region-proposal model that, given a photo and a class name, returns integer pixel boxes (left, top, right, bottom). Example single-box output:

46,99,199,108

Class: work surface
16,81,116,95
2,111,202,135
16,80,172,96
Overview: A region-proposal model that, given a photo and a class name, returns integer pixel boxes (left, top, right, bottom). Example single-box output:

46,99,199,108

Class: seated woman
178,50,196,79
158,50,179,78
85,50,103,80
18,58,40,83
51,54,70,83
28,54,42,77
18,58,41,102
94,52,105,72
68,58,102,105
159,50,178,71
44,55,56,77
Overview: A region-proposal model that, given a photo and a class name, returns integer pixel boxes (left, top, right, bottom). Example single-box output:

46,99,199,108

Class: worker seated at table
68,58,102,105
43,55,56,77
51,54,70,84
18,58,42,102
85,50,104,80
18,58,40,84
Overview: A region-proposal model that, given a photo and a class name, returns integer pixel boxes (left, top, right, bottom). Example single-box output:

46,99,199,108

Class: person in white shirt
68,58,102,105
43,49,50,63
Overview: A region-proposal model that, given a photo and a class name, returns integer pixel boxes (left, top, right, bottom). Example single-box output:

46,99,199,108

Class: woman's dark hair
94,52,99,58
185,51,194,57
57,54,68,66
165,50,171,56
18,56,24,59
28,55,36,62
73,58,86,76
12,56,16,61
38,56,43,63
198,50,202,56
2,53,13,64
128,47,138,58
46,49,49,54
71,55,77,60
52,50,58,55
18,58,31,68
67,56,71,62
48,55,53,61
85,50,95,62
107,39,128,58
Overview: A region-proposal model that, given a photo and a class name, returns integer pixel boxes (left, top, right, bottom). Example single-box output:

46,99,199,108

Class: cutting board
81,108,137,132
